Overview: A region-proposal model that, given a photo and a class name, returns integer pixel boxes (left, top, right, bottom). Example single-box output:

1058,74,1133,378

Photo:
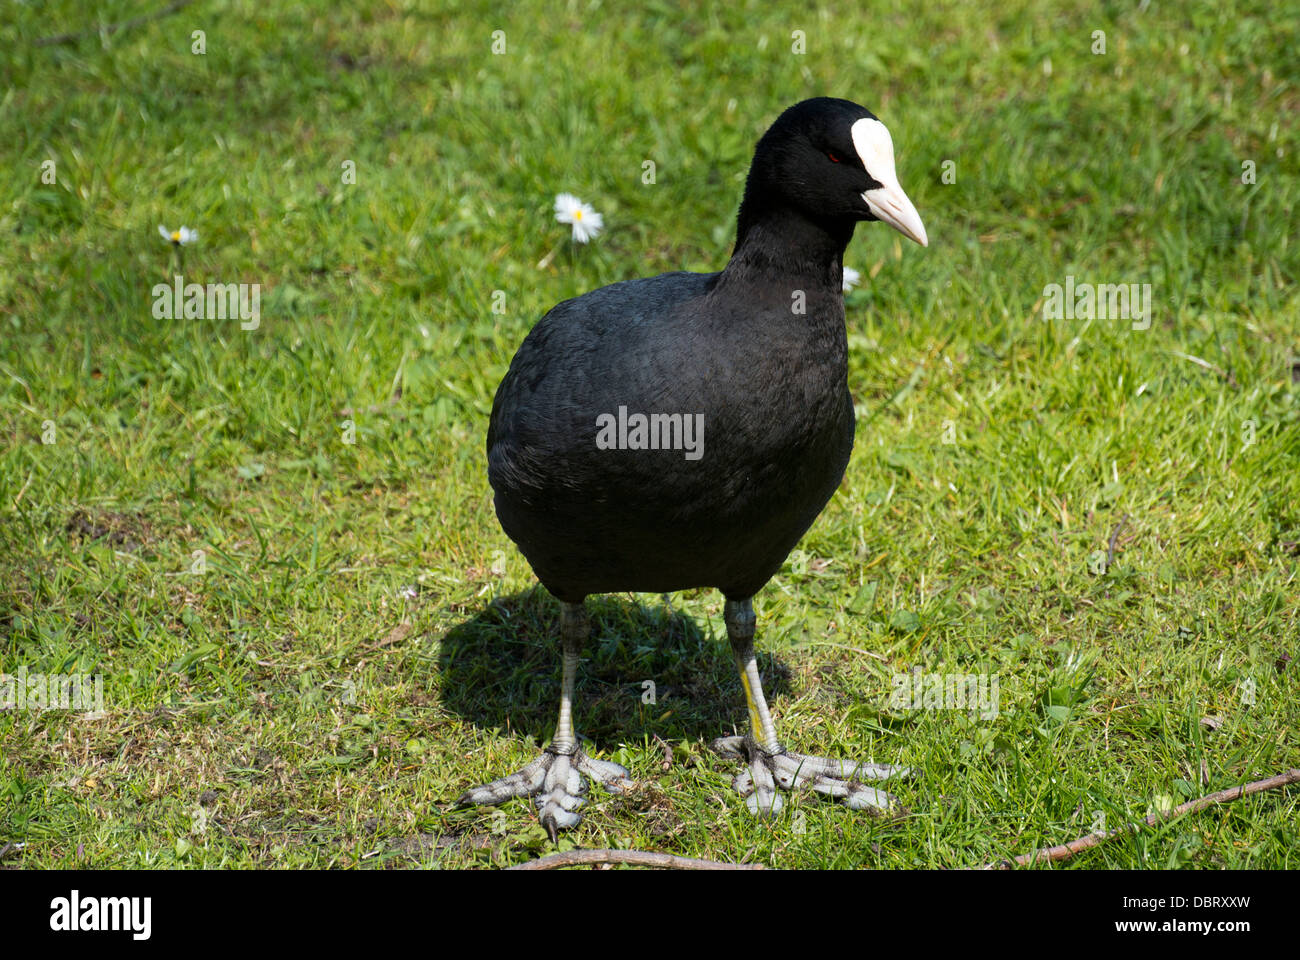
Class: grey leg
459,600,633,839
711,596,910,817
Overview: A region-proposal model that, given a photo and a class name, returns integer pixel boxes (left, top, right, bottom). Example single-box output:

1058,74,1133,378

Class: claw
461,746,632,837
711,735,908,817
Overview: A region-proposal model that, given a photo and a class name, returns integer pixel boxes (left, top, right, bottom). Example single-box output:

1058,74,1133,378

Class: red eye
827,151,841,163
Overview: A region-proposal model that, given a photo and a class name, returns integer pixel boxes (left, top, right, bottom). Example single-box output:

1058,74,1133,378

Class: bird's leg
711,597,909,816
458,600,632,838
726,598,782,754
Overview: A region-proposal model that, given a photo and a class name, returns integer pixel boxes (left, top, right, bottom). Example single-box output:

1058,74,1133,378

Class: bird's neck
724,199,856,293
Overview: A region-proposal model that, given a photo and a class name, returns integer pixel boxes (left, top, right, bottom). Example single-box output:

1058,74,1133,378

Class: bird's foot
458,745,633,839
711,735,908,817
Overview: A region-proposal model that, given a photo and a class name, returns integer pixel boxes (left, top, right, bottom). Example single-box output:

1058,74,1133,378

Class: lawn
0,0,1297,869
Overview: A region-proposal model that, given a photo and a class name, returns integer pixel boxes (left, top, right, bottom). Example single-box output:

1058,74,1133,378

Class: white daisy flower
554,193,603,243
158,225,198,246
842,266,861,293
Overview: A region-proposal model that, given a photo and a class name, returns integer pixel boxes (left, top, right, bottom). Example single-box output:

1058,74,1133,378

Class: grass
0,0,1297,869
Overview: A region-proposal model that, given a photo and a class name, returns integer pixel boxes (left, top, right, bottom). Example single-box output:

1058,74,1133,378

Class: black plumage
465,97,928,834
487,265,851,601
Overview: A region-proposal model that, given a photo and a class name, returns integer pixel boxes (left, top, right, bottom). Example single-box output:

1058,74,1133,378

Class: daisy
158,225,198,246
842,266,861,292
554,193,603,243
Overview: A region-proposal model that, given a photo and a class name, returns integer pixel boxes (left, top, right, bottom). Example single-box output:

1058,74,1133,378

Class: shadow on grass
436,586,790,751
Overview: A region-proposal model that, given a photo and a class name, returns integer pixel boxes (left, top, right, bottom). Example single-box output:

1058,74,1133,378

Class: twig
11,469,34,509
509,849,764,871
1106,513,1128,568
651,733,673,772
1170,351,1239,388
858,334,954,428
800,639,889,662
35,0,195,47
981,768,1300,869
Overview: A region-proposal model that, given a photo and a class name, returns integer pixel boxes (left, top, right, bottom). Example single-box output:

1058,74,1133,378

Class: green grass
1,0,1297,869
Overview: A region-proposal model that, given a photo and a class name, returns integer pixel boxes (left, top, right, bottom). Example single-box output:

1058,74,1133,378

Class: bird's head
743,97,928,248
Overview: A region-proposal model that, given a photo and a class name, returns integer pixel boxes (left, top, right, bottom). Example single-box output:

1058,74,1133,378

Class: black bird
462,97,928,836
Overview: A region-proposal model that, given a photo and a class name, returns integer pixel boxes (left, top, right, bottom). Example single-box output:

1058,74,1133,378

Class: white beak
863,181,928,247
851,116,929,247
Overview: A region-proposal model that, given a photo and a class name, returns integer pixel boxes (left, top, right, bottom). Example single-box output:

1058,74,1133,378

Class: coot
462,97,928,836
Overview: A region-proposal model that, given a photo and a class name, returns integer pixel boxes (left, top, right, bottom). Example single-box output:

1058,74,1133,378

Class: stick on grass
35,0,195,47
509,849,765,870
981,769,1300,869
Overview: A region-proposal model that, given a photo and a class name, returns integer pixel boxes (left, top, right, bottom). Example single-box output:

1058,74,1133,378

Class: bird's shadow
435,586,790,750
